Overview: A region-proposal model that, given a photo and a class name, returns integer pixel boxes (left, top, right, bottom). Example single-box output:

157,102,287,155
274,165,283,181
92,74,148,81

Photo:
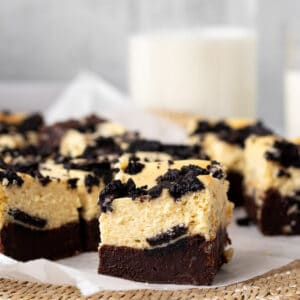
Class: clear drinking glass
128,0,257,118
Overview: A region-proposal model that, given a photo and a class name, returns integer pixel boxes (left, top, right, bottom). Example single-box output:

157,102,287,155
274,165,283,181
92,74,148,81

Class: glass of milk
128,0,257,118
285,22,300,138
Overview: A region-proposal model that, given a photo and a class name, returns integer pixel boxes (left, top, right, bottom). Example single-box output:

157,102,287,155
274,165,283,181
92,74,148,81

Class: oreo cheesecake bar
0,160,82,261
98,160,233,284
0,111,44,149
244,136,300,235
188,119,272,206
39,115,127,157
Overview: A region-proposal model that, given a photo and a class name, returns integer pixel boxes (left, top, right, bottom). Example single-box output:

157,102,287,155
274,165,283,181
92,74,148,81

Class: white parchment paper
0,73,299,296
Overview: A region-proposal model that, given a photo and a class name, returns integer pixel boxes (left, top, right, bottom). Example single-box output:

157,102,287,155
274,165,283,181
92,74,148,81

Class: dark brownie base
98,228,229,285
0,222,82,261
227,171,244,207
80,218,99,251
245,189,300,235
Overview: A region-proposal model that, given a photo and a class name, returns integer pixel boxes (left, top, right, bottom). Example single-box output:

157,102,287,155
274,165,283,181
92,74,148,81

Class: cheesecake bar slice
98,160,233,285
0,161,82,261
188,118,272,206
244,136,300,235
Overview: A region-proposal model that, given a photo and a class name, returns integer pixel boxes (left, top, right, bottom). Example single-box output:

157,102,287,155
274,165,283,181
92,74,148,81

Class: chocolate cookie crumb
277,169,291,178
124,157,145,175
8,208,47,228
67,178,79,189
0,170,24,186
146,225,188,247
84,174,100,193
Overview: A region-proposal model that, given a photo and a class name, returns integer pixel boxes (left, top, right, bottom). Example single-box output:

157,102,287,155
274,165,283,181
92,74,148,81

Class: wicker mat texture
0,260,299,300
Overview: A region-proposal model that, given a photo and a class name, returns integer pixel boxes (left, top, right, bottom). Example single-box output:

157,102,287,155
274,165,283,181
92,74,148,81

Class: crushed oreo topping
277,169,291,178
127,139,161,152
0,113,44,135
1,160,52,186
100,164,217,212
127,139,208,159
8,208,47,228
67,178,79,189
156,165,206,199
99,179,148,212
192,120,272,148
146,225,188,247
0,144,52,160
80,136,121,159
147,184,163,198
84,174,100,193
207,161,225,179
39,114,106,150
265,140,300,168
124,156,145,175
0,170,24,186
63,160,113,184
17,113,44,133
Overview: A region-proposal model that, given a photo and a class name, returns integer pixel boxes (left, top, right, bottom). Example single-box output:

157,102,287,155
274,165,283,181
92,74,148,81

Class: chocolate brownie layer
227,171,244,206
81,218,99,251
99,228,228,285
0,222,81,261
244,189,300,235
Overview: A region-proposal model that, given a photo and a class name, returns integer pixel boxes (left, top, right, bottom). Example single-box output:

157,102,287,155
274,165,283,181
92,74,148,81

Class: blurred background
0,0,299,135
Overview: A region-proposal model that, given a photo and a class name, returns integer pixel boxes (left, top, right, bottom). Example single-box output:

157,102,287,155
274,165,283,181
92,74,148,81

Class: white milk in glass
285,70,300,138
129,27,256,118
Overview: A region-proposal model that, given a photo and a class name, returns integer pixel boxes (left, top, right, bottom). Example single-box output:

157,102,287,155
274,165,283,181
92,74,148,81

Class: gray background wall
0,0,299,131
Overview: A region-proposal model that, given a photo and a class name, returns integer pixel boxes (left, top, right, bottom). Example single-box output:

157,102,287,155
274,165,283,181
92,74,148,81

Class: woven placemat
0,260,299,299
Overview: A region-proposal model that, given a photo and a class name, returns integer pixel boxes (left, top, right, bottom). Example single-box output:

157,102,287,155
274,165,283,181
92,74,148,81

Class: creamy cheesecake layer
191,134,244,173
40,160,106,221
244,135,300,198
60,130,90,157
100,160,233,249
0,171,81,230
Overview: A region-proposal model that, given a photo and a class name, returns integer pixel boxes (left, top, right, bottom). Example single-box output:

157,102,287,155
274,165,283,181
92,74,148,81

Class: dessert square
98,160,233,285
244,136,300,235
0,160,82,261
187,118,272,206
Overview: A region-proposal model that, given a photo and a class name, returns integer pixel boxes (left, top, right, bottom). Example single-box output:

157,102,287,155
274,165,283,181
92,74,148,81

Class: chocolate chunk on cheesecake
0,162,82,261
188,118,272,206
0,112,44,149
244,136,300,235
98,160,233,285
39,115,127,157
126,138,209,160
